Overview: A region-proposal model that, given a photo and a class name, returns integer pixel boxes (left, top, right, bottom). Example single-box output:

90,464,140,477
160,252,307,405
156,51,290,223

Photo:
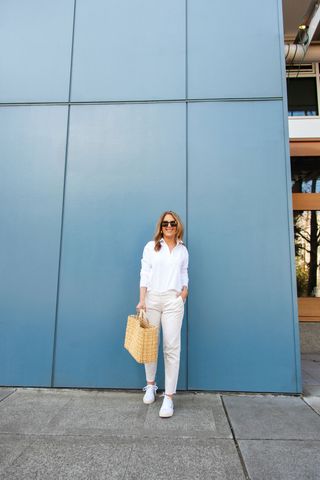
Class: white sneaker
142,384,158,404
159,394,174,418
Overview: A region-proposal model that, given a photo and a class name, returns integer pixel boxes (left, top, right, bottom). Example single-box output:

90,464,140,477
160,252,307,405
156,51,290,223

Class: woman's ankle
164,393,173,399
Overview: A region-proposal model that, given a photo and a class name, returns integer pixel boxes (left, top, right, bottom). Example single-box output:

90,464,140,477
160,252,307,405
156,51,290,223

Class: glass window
286,77,318,116
294,210,320,297
291,157,320,193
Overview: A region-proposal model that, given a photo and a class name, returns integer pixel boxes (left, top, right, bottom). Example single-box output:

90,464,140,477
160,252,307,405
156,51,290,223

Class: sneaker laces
143,384,158,392
160,393,173,406
160,394,174,411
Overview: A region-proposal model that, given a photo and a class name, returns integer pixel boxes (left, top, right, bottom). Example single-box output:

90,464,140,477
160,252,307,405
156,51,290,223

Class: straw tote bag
124,309,158,363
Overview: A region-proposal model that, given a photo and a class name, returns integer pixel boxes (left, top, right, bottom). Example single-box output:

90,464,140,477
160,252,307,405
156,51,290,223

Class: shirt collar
160,238,184,246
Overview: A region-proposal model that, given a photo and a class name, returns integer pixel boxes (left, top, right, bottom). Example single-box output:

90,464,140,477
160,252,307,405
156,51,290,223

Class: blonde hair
153,211,184,251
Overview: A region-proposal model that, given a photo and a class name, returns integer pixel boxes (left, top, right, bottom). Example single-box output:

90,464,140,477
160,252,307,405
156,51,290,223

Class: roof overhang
283,0,320,43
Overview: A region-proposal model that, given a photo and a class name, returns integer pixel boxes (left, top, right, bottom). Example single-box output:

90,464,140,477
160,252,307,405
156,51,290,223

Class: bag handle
138,308,146,318
137,308,149,327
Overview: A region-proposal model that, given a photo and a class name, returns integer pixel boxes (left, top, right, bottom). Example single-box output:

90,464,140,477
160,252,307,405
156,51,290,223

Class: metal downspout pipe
285,44,320,64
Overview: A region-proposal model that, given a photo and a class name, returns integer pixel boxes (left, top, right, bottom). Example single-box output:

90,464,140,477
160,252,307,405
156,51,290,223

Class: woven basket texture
124,313,158,364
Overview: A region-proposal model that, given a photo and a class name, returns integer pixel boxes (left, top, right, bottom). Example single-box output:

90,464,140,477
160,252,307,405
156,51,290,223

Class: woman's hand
177,287,188,303
136,301,146,311
178,293,187,303
181,293,187,303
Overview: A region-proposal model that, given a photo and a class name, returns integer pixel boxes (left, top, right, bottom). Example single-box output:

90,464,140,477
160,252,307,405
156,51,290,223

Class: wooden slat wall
292,193,320,210
290,139,320,157
298,298,320,322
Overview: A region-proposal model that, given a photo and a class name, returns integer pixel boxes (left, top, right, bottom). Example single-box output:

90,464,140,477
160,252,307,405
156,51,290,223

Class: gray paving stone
238,439,320,480
223,395,320,440
303,385,320,397
302,357,320,366
125,438,246,480
304,370,320,383
143,393,232,438
303,396,320,415
0,389,71,434
302,353,320,361
0,435,34,474
302,362,320,381
0,389,15,402
0,435,132,480
43,391,146,435
302,370,319,385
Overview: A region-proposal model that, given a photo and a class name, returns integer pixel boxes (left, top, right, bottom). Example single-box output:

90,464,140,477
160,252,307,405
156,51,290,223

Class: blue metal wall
0,0,301,392
53,104,187,388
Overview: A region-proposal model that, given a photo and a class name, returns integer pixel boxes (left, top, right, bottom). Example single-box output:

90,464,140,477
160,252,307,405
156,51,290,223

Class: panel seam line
276,0,301,392
50,0,77,387
0,97,283,107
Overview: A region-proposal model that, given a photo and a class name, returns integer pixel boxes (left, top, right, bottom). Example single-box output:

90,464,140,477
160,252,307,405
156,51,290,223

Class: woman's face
162,213,177,241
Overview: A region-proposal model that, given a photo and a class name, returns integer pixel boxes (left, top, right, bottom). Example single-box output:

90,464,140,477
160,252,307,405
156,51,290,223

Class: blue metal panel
187,0,283,99
71,0,185,101
53,103,187,388
0,0,74,102
187,101,301,393
0,106,68,386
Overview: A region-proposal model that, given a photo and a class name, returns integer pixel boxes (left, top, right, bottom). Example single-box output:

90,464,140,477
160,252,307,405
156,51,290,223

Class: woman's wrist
139,287,147,303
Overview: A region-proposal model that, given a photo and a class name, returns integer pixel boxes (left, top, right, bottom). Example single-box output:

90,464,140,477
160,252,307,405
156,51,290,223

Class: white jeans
144,290,184,395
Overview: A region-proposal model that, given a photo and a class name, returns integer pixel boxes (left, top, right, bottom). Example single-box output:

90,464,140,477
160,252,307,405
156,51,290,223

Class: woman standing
136,211,189,418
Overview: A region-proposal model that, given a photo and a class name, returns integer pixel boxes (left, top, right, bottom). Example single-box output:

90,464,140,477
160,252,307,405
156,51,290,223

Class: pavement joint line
0,389,17,404
301,396,320,417
3,431,320,442
221,392,301,398
0,432,239,441
220,395,251,480
237,438,320,442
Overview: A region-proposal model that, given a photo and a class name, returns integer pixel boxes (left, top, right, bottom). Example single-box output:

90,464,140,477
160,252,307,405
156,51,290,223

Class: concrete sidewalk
1,387,320,480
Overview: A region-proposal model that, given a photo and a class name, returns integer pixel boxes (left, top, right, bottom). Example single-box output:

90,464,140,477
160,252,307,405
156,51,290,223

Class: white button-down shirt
140,239,189,293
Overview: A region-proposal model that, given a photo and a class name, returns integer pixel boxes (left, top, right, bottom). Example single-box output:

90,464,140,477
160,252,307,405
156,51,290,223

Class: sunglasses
162,220,177,227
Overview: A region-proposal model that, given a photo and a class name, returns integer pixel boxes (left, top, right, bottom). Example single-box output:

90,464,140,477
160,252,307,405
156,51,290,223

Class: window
294,210,320,297
291,157,320,193
286,77,318,116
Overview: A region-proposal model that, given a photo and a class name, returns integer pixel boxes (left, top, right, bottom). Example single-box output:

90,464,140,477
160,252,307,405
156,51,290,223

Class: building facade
0,0,301,392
